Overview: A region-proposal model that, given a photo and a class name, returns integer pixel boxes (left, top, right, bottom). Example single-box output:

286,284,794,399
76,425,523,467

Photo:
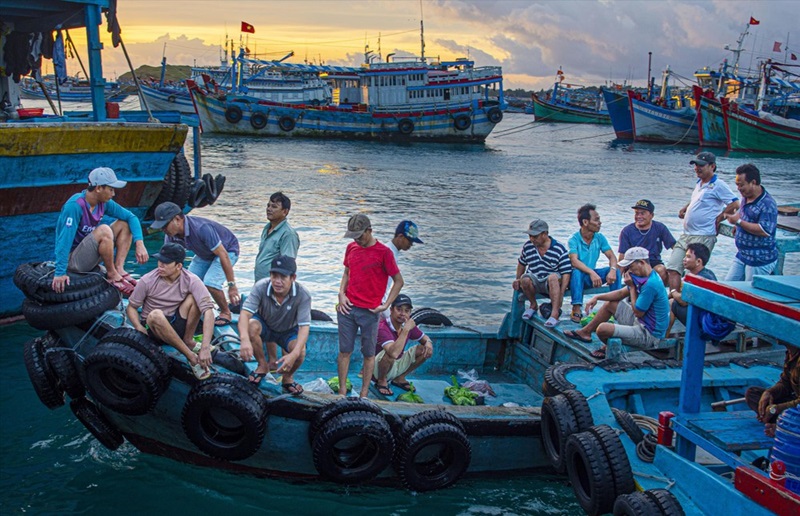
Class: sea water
2,108,799,513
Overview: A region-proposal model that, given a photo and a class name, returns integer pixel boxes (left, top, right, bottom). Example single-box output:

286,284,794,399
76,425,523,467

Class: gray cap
618,247,649,267
526,219,548,236
150,202,182,230
690,151,716,166
344,214,371,239
88,167,127,188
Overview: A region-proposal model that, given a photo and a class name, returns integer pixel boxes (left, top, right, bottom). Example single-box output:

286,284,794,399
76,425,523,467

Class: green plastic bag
397,391,424,403
580,311,614,326
327,377,352,393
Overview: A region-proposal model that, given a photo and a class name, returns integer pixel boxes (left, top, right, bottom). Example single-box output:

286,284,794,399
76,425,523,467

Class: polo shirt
568,231,612,269
519,237,571,280
128,268,214,319
735,188,778,266
254,219,300,282
375,315,426,356
619,221,676,264
683,175,737,236
243,279,312,332
166,215,239,261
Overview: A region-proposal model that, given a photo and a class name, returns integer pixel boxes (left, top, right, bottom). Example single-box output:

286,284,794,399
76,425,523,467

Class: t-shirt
632,270,670,338
735,188,778,267
128,268,214,320
619,221,676,264
166,215,239,261
568,231,612,269
694,267,717,281
684,175,737,236
344,240,400,309
243,279,311,332
375,316,426,356
519,237,571,279
254,219,300,282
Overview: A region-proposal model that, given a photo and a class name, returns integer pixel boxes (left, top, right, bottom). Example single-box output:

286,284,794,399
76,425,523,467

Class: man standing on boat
568,204,621,323
513,219,571,327
150,202,240,327
238,255,311,395
337,214,403,399
127,243,216,380
618,200,676,286
564,247,669,359
666,152,739,292
254,192,299,283
381,220,423,318
724,164,779,281
51,167,149,295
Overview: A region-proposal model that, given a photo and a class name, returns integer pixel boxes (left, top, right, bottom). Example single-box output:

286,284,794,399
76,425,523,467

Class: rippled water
2,106,799,513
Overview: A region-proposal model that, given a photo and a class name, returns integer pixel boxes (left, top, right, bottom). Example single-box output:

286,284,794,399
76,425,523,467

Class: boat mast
755,60,769,111
724,23,751,76
419,0,426,63
159,42,167,87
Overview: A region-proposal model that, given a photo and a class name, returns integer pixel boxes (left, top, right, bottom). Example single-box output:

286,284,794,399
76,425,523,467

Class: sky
66,0,800,91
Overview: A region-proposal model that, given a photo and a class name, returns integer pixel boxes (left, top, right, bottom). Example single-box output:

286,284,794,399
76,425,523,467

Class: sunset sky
68,0,800,90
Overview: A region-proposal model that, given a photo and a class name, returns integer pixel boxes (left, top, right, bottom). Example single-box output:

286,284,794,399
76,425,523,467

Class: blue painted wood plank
752,275,800,300
679,411,774,451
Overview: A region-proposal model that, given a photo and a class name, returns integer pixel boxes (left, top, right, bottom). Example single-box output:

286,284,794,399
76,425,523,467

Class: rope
636,432,659,462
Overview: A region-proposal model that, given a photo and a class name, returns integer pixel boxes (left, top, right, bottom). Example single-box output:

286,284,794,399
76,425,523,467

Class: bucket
105,102,119,119
771,407,800,495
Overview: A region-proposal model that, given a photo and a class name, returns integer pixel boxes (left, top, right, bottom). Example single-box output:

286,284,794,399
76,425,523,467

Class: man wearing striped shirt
513,219,572,328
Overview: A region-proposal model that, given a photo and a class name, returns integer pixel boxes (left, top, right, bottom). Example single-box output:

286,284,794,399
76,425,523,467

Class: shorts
252,313,298,352
373,346,417,382
521,272,554,295
68,233,103,273
666,234,717,275
188,252,239,289
146,312,188,343
337,306,379,357
611,300,661,349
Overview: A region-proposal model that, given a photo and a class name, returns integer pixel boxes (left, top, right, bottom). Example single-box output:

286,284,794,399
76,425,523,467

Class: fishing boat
20,76,131,102
0,0,220,319
693,85,729,148
724,104,800,153
529,78,610,125
189,55,506,143
601,87,633,139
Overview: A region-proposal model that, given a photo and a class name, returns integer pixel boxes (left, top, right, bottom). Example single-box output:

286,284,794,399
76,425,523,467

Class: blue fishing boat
20,76,131,102
602,87,634,139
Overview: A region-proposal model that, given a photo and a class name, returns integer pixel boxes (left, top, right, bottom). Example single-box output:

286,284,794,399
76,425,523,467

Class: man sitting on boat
724,164,779,281
745,344,799,437
666,152,739,292
513,219,571,327
372,294,433,396
667,243,716,335
564,247,669,359
51,167,149,296
127,243,216,380
150,202,241,327
238,255,311,394
618,200,676,286
568,204,621,324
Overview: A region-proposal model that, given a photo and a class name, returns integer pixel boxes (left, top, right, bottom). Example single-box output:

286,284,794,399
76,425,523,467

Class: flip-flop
390,380,413,392
248,371,267,386
282,382,304,395
564,330,593,344
591,348,607,359
120,273,138,286
375,384,394,396
214,315,232,327
108,278,135,296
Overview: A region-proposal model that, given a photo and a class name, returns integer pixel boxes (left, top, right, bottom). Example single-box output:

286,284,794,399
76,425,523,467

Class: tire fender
250,112,267,130
23,335,64,409
225,105,243,124
70,397,124,451
278,116,295,132
541,394,578,474
453,114,471,131
46,346,85,399
398,118,414,135
394,420,471,491
487,107,503,124
22,285,121,331
565,431,617,516
309,397,384,443
410,307,453,327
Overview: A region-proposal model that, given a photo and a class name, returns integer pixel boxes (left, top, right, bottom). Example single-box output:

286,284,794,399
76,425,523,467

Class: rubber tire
612,407,645,445
563,389,594,431
211,348,247,376
14,262,107,304
589,424,636,498
83,341,167,415
312,410,394,484
398,119,414,135
487,107,503,124
278,116,295,132
23,336,64,409
169,154,193,209
310,309,333,322
613,491,661,516
189,179,208,208
214,174,226,198
250,112,267,130
225,105,243,124
99,327,171,382
542,363,595,397
167,94,177,103
541,394,578,474
202,173,219,204
70,397,124,451
645,489,685,516
47,347,85,399
182,374,268,461
453,114,471,131
410,307,453,327
396,409,465,444
395,421,471,491
565,431,617,516
150,157,176,214
22,284,120,331
311,99,321,107
309,397,384,443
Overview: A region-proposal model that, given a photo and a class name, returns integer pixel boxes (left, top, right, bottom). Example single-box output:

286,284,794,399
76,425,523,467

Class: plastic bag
580,311,615,327
458,368,496,397
457,368,479,383
303,378,334,394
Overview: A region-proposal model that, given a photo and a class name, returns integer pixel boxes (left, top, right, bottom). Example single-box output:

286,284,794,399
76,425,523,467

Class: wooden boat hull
629,93,699,144
20,85,130,103
531,93,611,124
140,84,195,113
695,91,728,148
725,104,800,154
602,88,633,139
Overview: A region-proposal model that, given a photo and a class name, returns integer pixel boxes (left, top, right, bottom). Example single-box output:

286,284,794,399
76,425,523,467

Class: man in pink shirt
337,214,404,399
127,243,216,379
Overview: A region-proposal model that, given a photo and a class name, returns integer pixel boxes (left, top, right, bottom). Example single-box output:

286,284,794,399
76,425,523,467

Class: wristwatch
735,219,742,226
227,281,236,287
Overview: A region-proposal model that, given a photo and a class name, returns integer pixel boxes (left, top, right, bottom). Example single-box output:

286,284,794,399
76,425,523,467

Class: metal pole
646,51,652,99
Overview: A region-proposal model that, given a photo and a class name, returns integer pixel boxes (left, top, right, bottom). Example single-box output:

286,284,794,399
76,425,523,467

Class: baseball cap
618,247,650,267
88,167,127,188
690,151,716,166
152,242,186,264
270,255,297,276
392,294,413,308
395,220,424,244
631,199,655,213
150,202,182,230
344,214,371,239
526,219,548,236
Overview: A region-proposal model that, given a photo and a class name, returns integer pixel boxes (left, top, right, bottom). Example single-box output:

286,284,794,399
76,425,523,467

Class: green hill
119,64,192,84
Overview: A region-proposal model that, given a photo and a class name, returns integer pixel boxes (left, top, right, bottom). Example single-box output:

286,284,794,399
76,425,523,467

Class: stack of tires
147,154,227,215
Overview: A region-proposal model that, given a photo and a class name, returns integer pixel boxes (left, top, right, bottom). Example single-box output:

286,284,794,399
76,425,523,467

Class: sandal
108,278,135,296
214,315,232,327
282,382,304,395
564,330,593,344
391,379,413,392
248,371,267,386
120,273,138,286
591,348,607,359
570,309,582,324
375,384,394,396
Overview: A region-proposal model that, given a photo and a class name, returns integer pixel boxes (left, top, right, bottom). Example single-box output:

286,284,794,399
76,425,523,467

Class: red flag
792,53,798,61
773,41,782,52
749,17,760,25
241,21,255,34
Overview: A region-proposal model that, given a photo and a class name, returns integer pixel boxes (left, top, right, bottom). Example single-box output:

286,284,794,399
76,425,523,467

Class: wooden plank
778,206,800,216
752,275,800,300
735,466,800,514
680,411,774,452
684,275,800,322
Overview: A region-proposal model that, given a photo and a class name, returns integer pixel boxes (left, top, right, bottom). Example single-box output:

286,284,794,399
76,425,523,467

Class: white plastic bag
303,378,334,394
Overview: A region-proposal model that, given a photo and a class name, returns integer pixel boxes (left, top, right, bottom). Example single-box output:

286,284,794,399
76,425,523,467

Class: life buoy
398,119,414,135
487,107,503,124
24,335,64,409
541,394,579,474
312,410,394,483
612,492,662,516
14,262,107,304
542,363,594,397
84,341,168,415
167,94,177,103
565,431,617,515
278,116,295,132
394,419,471,491
22,284,120,331
70,397,124,451
308,397,384,443
589,424,635,498
250,112,267,130
453,114,471,131
47,347,85,399
562,389,594,431
612,407,645,444
410,307,453,327
182,374,268,461
225,105,243,124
